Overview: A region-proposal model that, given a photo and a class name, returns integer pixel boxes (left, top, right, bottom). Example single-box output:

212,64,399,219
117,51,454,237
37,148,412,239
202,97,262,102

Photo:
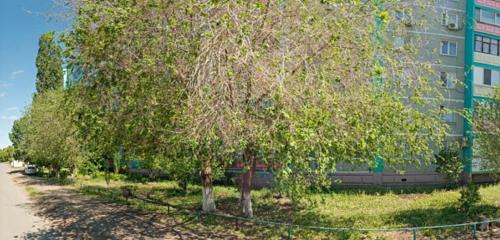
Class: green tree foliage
178,0,447,217
35,32,64,94
0,146,14,162
474,89,500,175
24,89,80,177
435,144,462,182
26,0,453,219
61,0,191,182
9,115,30,162
458,183,481,218
59,0,449,218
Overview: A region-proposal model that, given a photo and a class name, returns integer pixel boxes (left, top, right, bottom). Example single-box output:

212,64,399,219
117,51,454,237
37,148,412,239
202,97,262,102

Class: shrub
435,145,462,182
458,183,481,218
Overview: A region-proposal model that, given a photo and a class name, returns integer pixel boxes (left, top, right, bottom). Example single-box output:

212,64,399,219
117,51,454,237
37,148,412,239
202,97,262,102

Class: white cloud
6,107,19,112
0,92,5,98
10,70,25,79
0,115,19,120
0,82,13,88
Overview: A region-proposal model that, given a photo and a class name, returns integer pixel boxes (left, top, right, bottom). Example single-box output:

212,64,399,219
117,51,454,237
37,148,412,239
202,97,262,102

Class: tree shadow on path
22,187,241,239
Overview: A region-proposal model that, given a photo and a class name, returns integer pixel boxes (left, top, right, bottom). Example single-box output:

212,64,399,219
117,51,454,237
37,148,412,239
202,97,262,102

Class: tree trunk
201,160,216,212
240,149,256,218
179,180,188,193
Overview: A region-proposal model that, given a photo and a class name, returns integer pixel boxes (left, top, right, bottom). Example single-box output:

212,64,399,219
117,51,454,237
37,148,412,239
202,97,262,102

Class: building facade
334,0,499,185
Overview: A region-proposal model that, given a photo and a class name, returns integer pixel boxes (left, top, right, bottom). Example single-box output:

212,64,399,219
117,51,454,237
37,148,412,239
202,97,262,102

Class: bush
458,183,481,218
435,145,462,182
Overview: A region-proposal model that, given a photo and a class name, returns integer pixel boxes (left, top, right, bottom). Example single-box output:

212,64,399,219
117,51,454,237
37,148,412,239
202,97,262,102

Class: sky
0,0,69,148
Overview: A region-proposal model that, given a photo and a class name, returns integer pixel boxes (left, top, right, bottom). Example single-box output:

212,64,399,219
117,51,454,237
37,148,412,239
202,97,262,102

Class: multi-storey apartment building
334,0,499,185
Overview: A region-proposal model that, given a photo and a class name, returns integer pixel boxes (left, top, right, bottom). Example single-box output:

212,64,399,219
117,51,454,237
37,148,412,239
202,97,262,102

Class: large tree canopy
58,0,448,217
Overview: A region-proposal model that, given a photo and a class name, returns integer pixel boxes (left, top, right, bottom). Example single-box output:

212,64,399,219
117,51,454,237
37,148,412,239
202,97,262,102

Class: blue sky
0,0,69,148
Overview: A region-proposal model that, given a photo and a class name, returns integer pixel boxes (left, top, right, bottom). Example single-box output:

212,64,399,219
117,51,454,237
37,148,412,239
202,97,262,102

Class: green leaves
0,146,15,162
474,89,500,175
35,32,63,95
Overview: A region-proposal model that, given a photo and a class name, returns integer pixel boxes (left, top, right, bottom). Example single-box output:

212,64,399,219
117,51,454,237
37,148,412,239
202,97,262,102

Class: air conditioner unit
447,22,460,30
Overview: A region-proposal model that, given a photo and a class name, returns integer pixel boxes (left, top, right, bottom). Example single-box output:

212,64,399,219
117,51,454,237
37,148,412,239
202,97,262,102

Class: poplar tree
35,32,63,95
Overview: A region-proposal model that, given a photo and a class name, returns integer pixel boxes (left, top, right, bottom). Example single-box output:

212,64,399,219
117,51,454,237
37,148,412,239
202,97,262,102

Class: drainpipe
463,0,476,182
372,0,385,184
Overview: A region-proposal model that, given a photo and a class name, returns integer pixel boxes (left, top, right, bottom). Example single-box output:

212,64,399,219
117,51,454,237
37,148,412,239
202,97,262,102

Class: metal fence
80,184,500,240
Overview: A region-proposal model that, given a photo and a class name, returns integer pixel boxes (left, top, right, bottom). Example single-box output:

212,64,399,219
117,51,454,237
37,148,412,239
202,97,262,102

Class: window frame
440,105,456,124
441,10,447,25
483,68,492,86
475,35,500,56
440,71,455,89
440,41,458,56
442,10,459,26
478,9,500,26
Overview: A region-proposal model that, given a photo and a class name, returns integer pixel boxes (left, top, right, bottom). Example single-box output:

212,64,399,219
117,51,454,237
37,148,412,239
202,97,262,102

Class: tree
61,0,192,184
0,146,14,162
24,89,80,177
35,32,63,95
182,0,447,217
9,115,30,162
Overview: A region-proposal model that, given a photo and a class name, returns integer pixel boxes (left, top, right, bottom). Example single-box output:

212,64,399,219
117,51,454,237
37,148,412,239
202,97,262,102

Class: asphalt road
0,163,45,239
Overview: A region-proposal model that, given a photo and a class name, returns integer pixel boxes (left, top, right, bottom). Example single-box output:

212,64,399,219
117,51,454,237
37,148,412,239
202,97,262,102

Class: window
450,14,459,26
440,106,456,123
440,72,455,88
394,37,406,49
396,11,404,21
475,36,483,52
478,9,500,26
492,39,499,56
480,9,496,25
441,11,448,25
395,9,414,26
474,36,500,56
441,10,459,26
474,67,500,86
441,41,457,56
444,113,456,123
484,69,492,85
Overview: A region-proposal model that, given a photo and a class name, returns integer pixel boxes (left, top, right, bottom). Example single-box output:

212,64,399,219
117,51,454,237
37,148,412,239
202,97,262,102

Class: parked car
24,164,37,175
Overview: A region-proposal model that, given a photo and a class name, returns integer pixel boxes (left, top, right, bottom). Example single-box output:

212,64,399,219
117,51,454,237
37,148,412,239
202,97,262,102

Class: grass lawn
71,174,499,239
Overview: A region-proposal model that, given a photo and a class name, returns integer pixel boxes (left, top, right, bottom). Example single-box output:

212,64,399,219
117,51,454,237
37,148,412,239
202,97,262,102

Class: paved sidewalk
0,163,45,239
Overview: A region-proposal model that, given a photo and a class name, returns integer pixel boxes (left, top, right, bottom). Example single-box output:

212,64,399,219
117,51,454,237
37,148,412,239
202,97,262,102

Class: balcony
475,52,500,66
476,0,500,9
473,65,499,98
476,22,500,36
